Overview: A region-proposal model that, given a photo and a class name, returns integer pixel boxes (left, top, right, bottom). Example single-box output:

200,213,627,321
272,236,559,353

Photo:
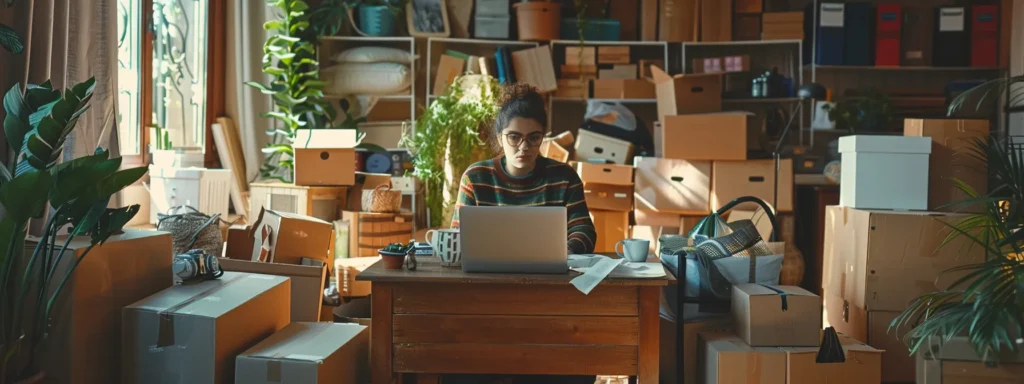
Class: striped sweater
451,155,597,254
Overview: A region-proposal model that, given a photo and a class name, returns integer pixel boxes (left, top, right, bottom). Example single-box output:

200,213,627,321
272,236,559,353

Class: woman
451,83,597,255
445,84,598,384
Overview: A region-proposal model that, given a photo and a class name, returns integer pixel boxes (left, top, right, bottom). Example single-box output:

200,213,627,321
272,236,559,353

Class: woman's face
501,117,545,172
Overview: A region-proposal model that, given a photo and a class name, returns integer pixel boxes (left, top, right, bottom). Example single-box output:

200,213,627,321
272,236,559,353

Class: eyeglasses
504,132,545,148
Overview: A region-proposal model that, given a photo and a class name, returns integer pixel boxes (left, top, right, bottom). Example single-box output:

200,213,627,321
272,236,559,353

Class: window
117,0,210,160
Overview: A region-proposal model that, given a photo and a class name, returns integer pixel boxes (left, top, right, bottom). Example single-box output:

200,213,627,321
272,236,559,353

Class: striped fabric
451,155,597,254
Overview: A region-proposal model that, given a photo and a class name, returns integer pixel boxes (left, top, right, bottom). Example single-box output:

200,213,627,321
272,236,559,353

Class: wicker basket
361,184,402,213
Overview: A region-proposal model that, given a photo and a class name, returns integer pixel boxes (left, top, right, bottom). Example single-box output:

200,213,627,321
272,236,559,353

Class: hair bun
499,83,542,106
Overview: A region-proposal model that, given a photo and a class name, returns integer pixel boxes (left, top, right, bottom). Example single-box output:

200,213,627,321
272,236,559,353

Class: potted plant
379,241,414,269
400,74,500,228
821,89,893,133
1,78,147,384
946,74,1024,120
888,137,1024,372
306,0,408,37
148,123,174,167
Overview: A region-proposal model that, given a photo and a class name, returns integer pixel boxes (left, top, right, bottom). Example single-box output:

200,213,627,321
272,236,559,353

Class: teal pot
359,4,397,36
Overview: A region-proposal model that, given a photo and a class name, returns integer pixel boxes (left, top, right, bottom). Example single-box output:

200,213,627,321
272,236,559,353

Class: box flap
294,129,358,149
125,272,289,318
650,65,677,83
785,332,884,355
240,322,367,362
576,162,634,186
219,258,326,278
838,135,932,154
737,283,817,297
267,209,332,225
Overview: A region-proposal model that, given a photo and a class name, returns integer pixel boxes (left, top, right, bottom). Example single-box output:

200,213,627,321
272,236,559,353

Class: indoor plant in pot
821,89,892,133
1,78,147,384
889,137,1024,371
379,241,415,269
400,74,500,228
306,0,408,37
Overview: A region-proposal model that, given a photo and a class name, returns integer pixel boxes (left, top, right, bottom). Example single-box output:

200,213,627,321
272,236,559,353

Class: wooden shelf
807,65,1006,71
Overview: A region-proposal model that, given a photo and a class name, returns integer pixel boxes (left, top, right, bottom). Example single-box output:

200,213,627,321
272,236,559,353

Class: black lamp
773,83,827,216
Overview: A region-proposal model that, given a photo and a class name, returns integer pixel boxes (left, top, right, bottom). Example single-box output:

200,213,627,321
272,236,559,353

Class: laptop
459,206,569,274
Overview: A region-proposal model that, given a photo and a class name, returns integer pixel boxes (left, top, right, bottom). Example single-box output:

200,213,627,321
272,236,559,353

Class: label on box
939,8,965,31
819,3,844,27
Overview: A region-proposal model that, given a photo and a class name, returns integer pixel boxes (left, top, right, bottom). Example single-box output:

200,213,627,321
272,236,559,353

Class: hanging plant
400,75,501,227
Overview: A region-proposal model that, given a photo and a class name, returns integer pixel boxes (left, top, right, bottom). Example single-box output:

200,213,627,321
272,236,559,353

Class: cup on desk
425,229,461,267
615,239,650,263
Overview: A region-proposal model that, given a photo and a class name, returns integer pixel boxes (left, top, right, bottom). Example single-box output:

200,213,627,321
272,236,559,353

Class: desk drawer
393,344,637,375
394,314,638,345
392,284,638,316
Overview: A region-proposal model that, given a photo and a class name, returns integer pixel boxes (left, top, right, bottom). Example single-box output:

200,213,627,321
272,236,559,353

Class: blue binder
816,3,846,65
843,2,873,66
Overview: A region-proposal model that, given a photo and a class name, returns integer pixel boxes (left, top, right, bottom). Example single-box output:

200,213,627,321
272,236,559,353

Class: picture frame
406,0,451,38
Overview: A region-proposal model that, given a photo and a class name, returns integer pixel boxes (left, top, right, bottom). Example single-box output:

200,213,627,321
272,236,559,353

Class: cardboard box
634,157,711,214
250,208,335,265
337,211,415,258
565,46,596,66
660,315,733,384
598,64,638,79
734,13,761,42
762,12,804,40
248,181,348,222
574,129,635,165
592,79,657,99
711,159,794,213
224,224,252,260
823,295,913,382
219,258,327,322
784,332,884,384
122,272,291,384
554,78,590,99
333,298,373,382
916,336,1024,384
358,121,406,149
699,332,787,383
838,135,932,211
659,0,699,42
540,139,571,162
903,118,990,211
433,54,465,96
335,256,379,297
560,64,599,78
576,162,634,212
652,67,723,119
638,59,665,79
510,45,558,93
294,129,356,186
661,113,749,161
700,0,732,42
597,46,630,64
590,210,629,253
235,322,369,384
822,206,985,313
732,284,821,347
30,231,172,384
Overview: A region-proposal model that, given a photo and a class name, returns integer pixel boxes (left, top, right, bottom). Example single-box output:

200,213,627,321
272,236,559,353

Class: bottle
751,77,763,98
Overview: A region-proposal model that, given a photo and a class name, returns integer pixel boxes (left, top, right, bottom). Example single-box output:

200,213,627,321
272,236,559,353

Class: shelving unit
425,37,539,99
546,40,670,134
317,36,419,228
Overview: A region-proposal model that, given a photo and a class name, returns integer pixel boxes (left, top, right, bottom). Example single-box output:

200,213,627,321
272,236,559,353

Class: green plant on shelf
381,241,413,254
306,0,408,38
889,137,1024,366
400,75,500,228
821,89,892,133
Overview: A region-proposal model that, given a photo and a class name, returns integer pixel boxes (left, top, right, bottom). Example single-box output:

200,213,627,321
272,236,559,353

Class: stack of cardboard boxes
643,0,798,42
555,45,662,101
822,118,992,382
697,284,883,383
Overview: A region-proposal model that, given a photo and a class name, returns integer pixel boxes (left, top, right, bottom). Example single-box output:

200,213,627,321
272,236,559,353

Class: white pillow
322,62,411,96
331,46,414,64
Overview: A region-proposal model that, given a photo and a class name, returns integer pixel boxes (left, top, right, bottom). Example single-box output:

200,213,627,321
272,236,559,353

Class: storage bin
514,1,560,41
358,4,397,36
474,15,511,39
838,135,931,210
560,18,621,41
148,166,232,224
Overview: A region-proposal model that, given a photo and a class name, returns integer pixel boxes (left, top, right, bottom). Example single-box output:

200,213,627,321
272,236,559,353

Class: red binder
970,5,998,67
875,4,901,66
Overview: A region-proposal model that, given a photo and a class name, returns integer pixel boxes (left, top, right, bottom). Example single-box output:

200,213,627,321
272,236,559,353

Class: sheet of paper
569,255,624,295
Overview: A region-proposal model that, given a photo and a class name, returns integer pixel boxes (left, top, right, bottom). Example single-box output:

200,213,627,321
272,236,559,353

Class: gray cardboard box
732,283,821,347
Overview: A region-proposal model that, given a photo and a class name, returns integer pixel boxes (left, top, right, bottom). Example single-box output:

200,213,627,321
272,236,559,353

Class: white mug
425,229,461,267
615,239,650,263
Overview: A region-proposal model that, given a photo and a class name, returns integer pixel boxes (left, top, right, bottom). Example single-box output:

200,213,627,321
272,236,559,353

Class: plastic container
560,18,621,41
358,4,396,36
514,2,560,41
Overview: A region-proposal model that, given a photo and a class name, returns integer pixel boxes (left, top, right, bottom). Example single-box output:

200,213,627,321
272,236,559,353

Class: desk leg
637,286,660,384
372,283,395,384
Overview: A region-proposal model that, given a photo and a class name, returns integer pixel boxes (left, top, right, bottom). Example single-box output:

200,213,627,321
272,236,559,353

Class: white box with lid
839,135,931,210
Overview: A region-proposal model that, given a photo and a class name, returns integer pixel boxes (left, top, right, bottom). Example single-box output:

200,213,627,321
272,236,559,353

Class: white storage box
148,166,232,224
474,15,511,39
839,135,931,210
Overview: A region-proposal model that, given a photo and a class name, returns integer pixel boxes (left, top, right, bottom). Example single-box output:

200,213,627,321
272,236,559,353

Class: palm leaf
0,23,23,54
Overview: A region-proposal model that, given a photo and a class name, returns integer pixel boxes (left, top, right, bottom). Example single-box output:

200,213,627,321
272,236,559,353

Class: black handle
715,196,778,242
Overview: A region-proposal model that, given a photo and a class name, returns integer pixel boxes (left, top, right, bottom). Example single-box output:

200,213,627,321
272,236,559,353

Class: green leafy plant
889,137,1024,365
0,1,24,55
947,74,1024,119
381,241,413,253
246,0,337,183
1,78,147,383
821,89,893,132
148,123,173,151
400,75,500,228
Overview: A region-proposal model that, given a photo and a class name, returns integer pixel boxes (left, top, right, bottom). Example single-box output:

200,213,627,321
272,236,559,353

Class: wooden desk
357,257,674,384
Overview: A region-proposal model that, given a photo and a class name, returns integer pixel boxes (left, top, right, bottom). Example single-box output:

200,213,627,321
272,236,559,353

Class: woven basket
361,184,402,213
156,206,224,256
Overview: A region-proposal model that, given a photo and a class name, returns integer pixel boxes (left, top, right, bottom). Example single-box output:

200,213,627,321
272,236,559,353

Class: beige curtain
226,0,275,184
0,0,121,228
